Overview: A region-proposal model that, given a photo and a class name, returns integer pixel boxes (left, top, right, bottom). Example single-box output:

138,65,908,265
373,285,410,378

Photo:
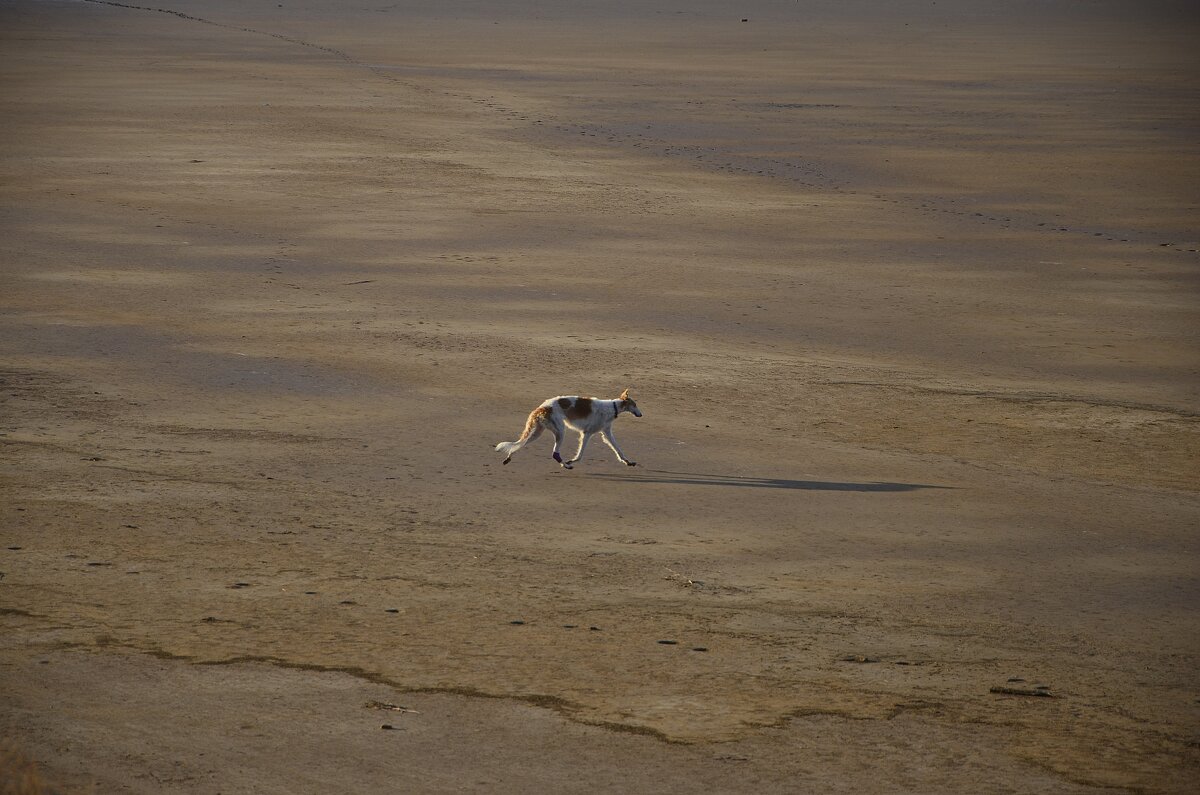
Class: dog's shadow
585,469,950,492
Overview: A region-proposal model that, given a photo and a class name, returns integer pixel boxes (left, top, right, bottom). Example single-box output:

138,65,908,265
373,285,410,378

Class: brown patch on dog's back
557,397,572,410
566,397,593,420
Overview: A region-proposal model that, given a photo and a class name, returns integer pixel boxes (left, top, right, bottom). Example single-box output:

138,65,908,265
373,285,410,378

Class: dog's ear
620,388,632,400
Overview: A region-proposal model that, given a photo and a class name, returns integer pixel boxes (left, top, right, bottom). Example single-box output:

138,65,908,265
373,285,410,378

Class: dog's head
619,388,642,417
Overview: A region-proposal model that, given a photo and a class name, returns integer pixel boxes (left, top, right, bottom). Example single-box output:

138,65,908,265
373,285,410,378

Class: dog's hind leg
549,420,571,468
600,428,636,467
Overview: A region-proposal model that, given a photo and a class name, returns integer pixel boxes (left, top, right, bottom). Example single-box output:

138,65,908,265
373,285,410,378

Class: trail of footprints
211,578,716,652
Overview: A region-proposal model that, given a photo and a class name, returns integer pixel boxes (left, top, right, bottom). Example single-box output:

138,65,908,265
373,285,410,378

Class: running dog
495,389,642,469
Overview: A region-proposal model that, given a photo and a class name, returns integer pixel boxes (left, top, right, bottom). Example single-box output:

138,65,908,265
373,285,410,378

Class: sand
1,0,1198,792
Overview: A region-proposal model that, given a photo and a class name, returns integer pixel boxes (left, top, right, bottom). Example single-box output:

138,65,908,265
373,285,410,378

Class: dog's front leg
600,429,636,467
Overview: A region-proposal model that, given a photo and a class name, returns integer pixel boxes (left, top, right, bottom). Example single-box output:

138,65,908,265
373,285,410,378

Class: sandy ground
1,0,1198,792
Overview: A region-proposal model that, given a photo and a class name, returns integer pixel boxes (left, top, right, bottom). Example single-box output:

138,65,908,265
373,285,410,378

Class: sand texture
2,1,1198,792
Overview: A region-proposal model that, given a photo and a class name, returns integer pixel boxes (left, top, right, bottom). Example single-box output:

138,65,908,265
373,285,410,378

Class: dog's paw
562,462,573,470
502,458,511,465
625,460,637,467
552,451,563,463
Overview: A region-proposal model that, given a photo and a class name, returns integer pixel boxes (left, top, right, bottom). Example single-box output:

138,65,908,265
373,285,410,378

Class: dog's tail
495,406,549,463
494,439,523,458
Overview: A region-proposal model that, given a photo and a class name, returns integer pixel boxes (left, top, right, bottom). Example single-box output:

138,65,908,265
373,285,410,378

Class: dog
495,389,642,469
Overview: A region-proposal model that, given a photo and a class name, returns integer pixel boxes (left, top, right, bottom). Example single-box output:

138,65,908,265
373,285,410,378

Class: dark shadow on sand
585,469,951,492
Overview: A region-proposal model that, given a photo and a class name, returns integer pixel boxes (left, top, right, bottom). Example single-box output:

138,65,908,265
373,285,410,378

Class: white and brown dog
495,389,642,469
